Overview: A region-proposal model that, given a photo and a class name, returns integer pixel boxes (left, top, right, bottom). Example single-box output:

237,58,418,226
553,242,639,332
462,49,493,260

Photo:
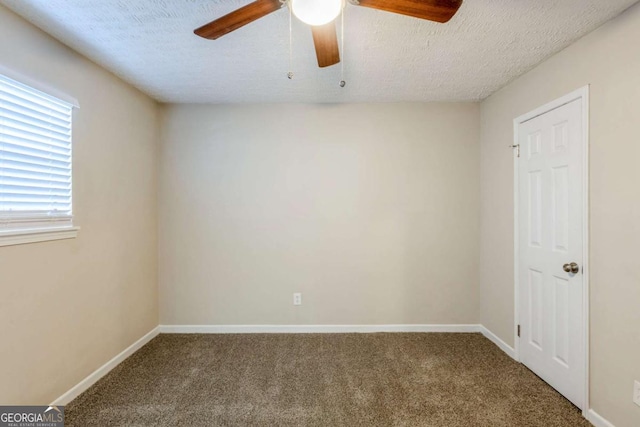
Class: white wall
159,103,480,326
479,3,640,426
0,5,159,404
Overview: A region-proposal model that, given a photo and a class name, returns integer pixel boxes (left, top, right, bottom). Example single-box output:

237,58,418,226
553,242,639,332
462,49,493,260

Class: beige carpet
65,333,590,426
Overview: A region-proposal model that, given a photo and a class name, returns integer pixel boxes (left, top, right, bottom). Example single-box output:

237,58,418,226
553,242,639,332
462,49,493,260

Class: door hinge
517,324,521,338
509,144,520,158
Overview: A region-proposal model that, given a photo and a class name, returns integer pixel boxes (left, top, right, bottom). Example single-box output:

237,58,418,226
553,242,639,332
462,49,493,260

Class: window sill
0,226,80,247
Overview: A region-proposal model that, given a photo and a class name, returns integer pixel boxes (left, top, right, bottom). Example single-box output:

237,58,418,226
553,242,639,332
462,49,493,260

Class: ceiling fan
194,0,464,68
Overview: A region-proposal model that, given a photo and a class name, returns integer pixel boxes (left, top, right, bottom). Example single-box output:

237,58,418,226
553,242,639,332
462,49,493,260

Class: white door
517,97,585,409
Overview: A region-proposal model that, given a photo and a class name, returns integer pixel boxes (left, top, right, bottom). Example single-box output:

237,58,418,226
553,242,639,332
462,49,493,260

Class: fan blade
355,0,463,23
194,0,283,40
311,23,340,68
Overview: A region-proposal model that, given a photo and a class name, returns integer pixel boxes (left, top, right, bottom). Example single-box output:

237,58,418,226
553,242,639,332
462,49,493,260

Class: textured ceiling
1,0,637,103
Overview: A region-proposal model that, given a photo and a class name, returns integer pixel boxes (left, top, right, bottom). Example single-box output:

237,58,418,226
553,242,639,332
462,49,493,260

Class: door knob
563,262,580,274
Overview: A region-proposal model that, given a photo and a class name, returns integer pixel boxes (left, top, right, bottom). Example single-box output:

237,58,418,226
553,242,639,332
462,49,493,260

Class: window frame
0,72,79,247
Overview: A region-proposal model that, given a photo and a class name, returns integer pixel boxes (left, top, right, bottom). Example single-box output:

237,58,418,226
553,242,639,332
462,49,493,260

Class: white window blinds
0,74,74,231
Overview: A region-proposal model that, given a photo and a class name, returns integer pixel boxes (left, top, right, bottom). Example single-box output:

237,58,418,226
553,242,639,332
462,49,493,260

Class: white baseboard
479,325,516,360
51,327,159,406
159,324,482,334
586,409,616,427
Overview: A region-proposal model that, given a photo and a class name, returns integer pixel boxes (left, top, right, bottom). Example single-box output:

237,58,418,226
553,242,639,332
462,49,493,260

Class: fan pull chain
287,2,293,80
339,3,346,88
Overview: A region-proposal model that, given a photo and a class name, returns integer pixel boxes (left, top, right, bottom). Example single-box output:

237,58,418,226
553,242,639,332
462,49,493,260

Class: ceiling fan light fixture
291,0,343,26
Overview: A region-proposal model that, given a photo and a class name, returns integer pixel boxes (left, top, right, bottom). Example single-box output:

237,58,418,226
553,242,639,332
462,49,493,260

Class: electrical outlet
293,293,302,306
633,380,640,407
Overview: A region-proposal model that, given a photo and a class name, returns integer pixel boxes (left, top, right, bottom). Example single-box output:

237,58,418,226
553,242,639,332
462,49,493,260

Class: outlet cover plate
293,293,302,306
634,380,640,407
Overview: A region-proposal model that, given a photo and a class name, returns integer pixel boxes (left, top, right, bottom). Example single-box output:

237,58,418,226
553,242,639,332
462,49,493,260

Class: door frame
512,86,590,414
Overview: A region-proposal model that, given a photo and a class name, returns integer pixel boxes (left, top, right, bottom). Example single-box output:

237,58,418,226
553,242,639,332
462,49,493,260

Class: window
0,73,78,246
